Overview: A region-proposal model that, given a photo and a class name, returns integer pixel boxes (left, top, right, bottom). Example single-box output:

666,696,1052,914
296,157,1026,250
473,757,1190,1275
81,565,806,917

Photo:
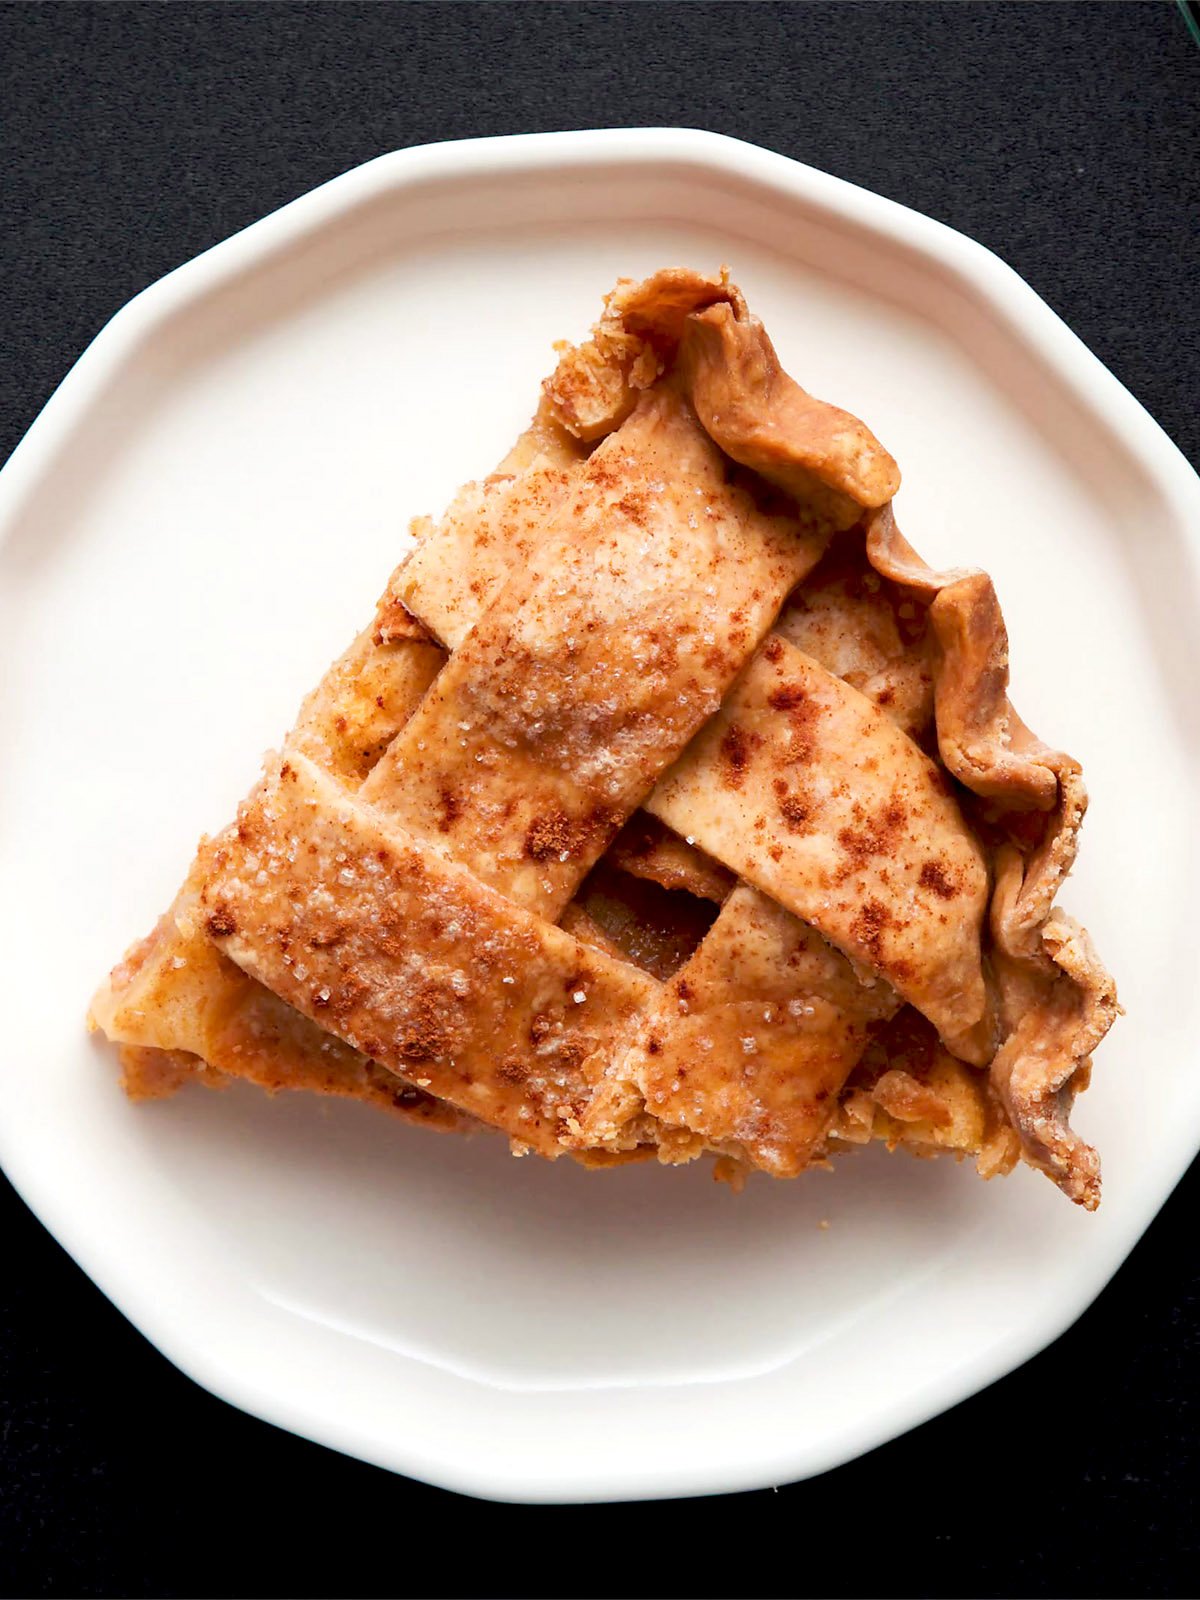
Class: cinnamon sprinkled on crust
205,906,237,939
919,860,960,900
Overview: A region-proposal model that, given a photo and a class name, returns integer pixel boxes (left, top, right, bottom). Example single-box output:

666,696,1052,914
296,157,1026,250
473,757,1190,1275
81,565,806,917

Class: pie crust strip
581,884,900,1176
646,636,992,1062
89,623,453,1124
201,751,657,1156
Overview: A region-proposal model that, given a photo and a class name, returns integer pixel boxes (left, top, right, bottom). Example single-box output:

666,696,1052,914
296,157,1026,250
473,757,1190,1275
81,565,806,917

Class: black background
1,5,1197,1598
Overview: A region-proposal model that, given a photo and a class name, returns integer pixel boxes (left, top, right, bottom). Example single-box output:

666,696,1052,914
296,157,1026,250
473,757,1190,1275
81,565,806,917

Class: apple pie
90,268,1119,1207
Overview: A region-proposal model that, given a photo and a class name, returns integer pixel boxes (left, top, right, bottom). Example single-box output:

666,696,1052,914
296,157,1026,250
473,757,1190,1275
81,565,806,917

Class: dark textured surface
1,4,1197,1597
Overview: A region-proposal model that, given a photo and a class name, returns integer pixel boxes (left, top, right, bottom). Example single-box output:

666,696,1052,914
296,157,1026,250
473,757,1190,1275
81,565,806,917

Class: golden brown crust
582,885,898,1176
863,503,1118,1203
542,268,900,536
88,606,455,1119
986,875,1119,1210
496,395,591,474
393,464,579,652
90,266,1116,1210
203,752,657,1156
648,638,992,1060
289,626,445,785
363,389,828,920
681,303,901,530
775,531,935,741
542,267,735,440
91,877,467,1134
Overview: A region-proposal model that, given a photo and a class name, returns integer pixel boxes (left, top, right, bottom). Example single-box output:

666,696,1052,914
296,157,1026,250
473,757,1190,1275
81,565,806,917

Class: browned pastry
90,268,1117,1206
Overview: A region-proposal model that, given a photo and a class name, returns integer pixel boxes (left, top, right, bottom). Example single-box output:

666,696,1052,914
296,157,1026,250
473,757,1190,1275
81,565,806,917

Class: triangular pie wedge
91,268,1118,1207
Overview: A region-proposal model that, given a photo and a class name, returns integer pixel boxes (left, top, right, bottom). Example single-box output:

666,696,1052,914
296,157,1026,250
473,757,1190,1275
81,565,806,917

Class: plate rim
2,127,1198,1504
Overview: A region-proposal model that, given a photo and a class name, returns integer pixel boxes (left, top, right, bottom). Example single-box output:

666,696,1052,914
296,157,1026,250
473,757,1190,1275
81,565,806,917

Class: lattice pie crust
90,269,1119,1207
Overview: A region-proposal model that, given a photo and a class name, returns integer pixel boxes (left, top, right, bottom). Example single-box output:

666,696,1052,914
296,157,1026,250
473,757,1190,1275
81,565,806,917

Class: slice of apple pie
90,268,1119,1207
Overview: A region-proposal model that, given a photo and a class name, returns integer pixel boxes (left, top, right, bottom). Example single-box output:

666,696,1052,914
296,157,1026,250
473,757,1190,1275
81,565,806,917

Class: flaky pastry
91,268,1118,1208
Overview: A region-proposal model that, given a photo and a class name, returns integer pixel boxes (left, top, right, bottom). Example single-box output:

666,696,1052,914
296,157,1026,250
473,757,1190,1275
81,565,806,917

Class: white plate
1,130,1197,1505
